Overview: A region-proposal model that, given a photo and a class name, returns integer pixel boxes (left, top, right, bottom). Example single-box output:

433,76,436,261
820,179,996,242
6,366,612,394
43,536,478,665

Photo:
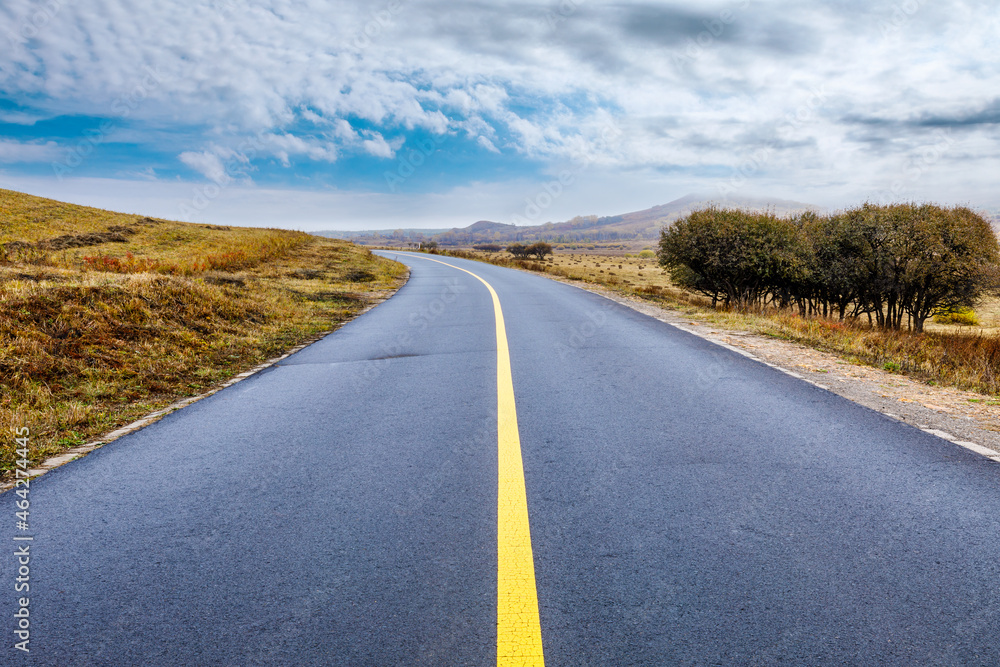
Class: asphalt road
4,251,1000,665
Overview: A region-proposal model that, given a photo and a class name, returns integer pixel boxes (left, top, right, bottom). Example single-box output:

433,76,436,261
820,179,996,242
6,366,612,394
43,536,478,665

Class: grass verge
1,189,407,478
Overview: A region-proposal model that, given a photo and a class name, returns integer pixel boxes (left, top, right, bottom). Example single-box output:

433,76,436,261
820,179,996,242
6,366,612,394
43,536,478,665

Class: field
1,189,407,476
428,246,1000,397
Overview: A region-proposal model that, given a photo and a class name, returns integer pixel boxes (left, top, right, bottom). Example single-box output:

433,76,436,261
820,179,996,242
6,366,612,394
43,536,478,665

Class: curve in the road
407,254,545,666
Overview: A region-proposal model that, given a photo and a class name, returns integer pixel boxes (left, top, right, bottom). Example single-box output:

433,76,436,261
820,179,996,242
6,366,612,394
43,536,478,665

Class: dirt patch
6,225,142,252
290,290,367,304
203,273,247,287
344,269,376,282
1,241,34,254
8,272,65,283
42,230,133,250
289,269,323,280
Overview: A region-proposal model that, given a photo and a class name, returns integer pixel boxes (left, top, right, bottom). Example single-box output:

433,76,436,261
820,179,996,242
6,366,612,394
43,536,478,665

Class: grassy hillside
0,189,407,477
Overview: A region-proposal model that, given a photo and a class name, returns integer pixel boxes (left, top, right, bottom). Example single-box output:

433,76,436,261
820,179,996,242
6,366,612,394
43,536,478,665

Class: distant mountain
465,220,518,234
313,227,449,240
312,194,821,246
432,194,820,245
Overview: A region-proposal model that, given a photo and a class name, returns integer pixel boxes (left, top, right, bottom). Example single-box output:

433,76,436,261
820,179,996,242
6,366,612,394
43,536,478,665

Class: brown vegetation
0,189,406,477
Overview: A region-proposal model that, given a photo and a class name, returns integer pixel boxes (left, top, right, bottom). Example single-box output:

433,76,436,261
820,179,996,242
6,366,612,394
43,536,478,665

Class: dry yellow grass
1,188,311,275
1,190,406,477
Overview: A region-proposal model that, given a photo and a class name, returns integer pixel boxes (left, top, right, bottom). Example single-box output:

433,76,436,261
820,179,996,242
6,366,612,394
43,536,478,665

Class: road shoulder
547,274,1000,459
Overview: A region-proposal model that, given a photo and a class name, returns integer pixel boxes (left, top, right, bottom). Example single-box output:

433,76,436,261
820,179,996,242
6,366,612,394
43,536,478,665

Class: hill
313,194,820,247
0,188,405,478
434,194,819,245
315,227,449,241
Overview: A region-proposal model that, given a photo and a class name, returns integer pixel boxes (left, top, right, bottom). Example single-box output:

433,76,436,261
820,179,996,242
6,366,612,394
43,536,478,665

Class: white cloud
1,0,998,217
178,147,245,185
360,134,396,159
477,136,500,153
0,139,61,163
261,134,338,165
0,110,48,125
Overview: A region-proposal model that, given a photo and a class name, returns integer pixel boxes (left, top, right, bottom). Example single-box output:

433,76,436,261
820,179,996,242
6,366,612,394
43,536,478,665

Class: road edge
0,273,409,493
568,277,1000,463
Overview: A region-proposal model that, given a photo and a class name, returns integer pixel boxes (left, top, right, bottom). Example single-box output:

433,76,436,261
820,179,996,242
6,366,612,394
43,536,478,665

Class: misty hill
313,227,449,240
433,194,819,245
313,194,820,245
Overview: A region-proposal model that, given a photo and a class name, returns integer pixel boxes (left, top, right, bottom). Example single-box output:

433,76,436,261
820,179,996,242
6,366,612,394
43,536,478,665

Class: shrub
933,307,980,326
659,203,1000,331
658,207,810,309
527,242,553,259
823,203,1000,332
507,243,531,258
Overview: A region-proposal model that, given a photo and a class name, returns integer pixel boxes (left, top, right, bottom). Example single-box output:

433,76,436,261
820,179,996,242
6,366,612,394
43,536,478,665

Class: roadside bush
507,243,531,258
660,203,1000,331
527,242,553,259
657,207,810,309
934,307,980,326
821,203,1000,332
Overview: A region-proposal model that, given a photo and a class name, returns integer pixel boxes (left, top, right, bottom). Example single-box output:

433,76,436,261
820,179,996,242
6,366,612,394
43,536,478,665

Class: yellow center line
405,254,545,666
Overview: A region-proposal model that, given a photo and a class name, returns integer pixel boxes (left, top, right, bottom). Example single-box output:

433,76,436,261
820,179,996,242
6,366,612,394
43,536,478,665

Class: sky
0,0,998,231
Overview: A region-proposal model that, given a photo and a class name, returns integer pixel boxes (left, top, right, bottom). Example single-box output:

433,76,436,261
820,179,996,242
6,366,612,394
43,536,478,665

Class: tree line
504,242,553,259
658,203,1000,332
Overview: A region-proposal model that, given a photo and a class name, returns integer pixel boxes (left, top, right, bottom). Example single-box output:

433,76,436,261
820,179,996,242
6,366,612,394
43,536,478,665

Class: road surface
4,251,1000,665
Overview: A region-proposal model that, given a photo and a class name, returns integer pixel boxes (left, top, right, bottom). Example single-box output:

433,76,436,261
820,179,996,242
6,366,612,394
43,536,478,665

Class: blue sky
1,0,998,230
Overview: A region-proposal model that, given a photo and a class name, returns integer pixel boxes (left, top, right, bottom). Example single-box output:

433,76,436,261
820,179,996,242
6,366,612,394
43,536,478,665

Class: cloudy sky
0,0,997,230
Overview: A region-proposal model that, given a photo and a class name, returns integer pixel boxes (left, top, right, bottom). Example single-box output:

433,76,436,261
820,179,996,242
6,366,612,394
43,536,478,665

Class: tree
798,211,870,320
895,205,1000,332
507,243,531,258
527,242,553,259
658,207,810,309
